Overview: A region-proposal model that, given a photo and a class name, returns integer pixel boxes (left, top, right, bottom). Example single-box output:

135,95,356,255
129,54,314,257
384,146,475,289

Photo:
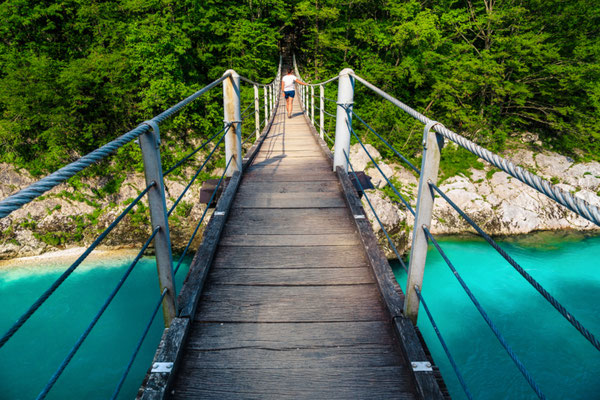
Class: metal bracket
151,362,173,373
140,120,161,147
411,361,433,372
422,121,444,150
214,211,225,216
354,215,366,219
224,120,242,125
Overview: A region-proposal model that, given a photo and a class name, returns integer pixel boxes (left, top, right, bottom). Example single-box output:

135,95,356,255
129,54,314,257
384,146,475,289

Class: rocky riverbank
1,141,599,261
352,142,600,257
0,162,220,260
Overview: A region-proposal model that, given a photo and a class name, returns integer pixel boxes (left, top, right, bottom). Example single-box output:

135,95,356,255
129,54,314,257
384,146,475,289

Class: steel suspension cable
167,130,227,217
173,156,234,276
422,227,546,399
344,150,409,272
429,182,600,352
0,74,231,219
414,286,473,400
349,109,420,174
0,183,154,349
37,227,161,399
347,121,416,216
163,124,229,177
111,287,168,400
351,73,600,227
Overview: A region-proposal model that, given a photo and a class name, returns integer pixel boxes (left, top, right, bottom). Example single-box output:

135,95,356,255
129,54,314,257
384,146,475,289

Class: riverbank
1,142,599,260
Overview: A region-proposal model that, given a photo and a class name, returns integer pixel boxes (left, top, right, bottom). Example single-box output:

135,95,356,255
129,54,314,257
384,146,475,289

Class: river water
392,232,600,399
0,253,191,400
0,232,598,399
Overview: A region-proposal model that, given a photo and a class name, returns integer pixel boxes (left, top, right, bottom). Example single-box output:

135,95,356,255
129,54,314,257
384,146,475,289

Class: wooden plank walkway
141,95,446,399
167,97,420,399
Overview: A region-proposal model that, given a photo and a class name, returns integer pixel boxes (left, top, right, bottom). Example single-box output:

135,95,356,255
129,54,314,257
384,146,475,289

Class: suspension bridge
0,55,599,400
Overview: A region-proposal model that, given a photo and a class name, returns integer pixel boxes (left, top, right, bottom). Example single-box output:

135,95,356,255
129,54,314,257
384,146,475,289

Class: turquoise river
0,232,598,399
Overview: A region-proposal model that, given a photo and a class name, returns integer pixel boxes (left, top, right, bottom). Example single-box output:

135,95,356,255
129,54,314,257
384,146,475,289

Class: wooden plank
212,245,368,269
171,367,416,400
246,163,331,172
195,284,388,322
231,192,346,208
242,171,337,182
218,233,360,247
223,208,356,235
208,267,373,285
395,317,446,400
185,321,395,349
236,181,339,195
139,317,190,400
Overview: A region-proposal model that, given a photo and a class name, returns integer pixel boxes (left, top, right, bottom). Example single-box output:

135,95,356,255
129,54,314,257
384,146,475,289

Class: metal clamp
411,361,433,372
422,121,444,149
354,215,366,219
151,362,173,373
223,120,242,125
139,120,161,147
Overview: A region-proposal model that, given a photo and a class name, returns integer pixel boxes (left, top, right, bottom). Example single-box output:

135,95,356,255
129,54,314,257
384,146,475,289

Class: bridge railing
296,61,600,400
0,59,281,399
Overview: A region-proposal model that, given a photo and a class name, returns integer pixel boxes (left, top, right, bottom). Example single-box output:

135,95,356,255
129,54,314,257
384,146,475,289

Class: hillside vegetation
0,0,598,177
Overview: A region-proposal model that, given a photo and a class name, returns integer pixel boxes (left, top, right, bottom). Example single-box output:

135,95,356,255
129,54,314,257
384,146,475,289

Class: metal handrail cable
240,101,254,117
344,150,409,272
323,96,337,104
414,286,473,400
351,73,600,227
429,182,600,351
0,183,154,349
422,227,546,399
163,124,229,177
173,156,234,276
37,226,161,399
348,123,416,216
349,109,420,174
306,75,340,86
111,287,168,400
167,130,227,217
0,74,231,219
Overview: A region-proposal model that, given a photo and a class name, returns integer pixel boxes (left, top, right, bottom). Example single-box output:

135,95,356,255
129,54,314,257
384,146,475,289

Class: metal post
404,121,445,324
223,70,242,176
319,85,324,140
263,86,268,124
268,85,273,116
138,120,176,327
333,68,354,171
311,86,315,124
254,84,260,139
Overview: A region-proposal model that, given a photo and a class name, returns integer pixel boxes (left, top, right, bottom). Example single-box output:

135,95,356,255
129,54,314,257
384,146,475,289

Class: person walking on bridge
281,68,307,118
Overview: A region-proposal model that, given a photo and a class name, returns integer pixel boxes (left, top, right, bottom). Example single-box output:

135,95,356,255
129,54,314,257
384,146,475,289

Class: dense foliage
293,0,600,163
0,0,598,176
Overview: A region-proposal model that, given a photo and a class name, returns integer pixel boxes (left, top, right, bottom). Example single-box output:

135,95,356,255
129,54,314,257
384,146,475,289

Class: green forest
0,0,598,176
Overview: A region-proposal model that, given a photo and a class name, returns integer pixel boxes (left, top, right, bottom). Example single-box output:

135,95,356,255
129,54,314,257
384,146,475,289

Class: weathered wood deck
141,95,446,399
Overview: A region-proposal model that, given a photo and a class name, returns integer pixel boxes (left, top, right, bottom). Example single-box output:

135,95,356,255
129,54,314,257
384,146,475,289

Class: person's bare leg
287,97,293,117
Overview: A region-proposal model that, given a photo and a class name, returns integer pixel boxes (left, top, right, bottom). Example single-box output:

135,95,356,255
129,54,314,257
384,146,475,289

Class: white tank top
282,74,297,91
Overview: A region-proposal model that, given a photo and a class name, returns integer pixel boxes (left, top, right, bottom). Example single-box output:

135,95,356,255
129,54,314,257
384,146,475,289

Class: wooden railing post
223,70,242,176
254,84,260,139
319,85,324,140
138,120,176,327
333,68,354,172
404,122,445,324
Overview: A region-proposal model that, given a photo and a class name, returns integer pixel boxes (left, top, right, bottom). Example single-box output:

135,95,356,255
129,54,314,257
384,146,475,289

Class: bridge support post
311,86,315,124
319,85,324,140
404,122,445,324
138,120,177,327
333,68,355,172
223,70,242,176
263,86,268,124
254,84,260,139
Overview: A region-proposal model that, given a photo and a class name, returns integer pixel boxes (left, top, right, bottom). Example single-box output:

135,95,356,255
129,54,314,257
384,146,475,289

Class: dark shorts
284,90,295,99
